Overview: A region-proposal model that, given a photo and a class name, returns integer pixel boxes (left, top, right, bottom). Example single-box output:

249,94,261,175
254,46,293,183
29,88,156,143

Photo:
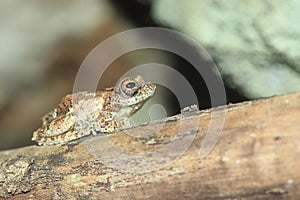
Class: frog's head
112,75,156,106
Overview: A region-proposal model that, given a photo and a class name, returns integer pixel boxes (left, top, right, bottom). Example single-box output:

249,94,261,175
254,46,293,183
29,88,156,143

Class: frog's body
32,76,156,145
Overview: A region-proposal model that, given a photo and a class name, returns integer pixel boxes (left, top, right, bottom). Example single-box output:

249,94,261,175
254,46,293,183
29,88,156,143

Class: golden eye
120,78,138,96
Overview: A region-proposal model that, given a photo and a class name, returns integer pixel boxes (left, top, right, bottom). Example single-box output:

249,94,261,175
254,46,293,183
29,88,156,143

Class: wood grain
0,92,299,199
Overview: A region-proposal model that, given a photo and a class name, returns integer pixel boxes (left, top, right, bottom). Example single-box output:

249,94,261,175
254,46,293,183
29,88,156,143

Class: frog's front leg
90,111,119,134
93,120,119,133
92,111,135,133
118,118,133,130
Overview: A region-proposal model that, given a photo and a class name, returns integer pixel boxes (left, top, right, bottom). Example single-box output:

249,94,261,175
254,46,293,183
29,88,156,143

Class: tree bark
0,92,299,199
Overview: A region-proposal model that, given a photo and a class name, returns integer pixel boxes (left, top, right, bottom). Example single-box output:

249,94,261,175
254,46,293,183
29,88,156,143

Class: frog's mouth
135,83,156,99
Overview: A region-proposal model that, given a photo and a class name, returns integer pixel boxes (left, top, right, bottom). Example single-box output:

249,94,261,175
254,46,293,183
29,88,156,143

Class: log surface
0,92,299,199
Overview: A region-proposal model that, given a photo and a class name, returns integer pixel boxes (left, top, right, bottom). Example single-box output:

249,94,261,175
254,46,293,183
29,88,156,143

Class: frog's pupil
126,82,136,89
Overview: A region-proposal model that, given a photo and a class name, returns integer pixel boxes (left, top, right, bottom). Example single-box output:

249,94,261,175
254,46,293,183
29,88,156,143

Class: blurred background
0,0,299,150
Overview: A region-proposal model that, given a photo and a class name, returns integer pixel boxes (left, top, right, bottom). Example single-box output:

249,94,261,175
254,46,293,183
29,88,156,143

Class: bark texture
0,92,299,199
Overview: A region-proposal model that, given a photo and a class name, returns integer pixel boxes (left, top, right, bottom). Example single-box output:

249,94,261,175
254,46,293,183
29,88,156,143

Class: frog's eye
120,78,139,96
126,82,136,89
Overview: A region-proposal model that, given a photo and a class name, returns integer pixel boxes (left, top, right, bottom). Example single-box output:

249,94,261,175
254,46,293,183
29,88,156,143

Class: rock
152,0,300,98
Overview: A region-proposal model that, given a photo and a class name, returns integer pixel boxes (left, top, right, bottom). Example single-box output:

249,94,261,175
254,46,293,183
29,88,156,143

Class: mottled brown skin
32,76,156,145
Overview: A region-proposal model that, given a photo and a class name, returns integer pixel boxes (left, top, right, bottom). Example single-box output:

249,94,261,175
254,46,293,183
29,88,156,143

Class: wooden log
0,92,299,199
